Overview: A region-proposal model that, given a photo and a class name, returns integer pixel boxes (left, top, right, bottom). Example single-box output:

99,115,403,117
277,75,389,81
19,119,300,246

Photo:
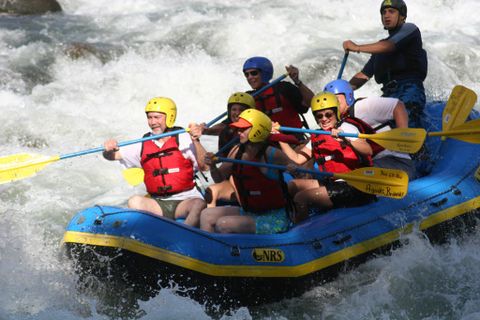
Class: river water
1,0,480,319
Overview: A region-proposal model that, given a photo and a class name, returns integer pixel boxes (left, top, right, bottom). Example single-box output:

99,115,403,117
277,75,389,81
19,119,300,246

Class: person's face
229,104,248,123
335,94,349,115
237,126,252,144
314,109,338,130
381,7,403,29
146,112,167,134
244,68,263,90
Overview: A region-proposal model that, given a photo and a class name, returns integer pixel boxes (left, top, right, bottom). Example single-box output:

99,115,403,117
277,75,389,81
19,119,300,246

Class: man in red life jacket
103,97,208,227
243,56,314,133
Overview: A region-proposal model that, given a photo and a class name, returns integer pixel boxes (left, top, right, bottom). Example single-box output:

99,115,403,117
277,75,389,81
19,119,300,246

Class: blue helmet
243,56,273,83
323,79,355,107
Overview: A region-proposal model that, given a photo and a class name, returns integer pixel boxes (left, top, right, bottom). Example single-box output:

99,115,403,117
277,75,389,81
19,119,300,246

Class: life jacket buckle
153,168,169,176
158,185,173,192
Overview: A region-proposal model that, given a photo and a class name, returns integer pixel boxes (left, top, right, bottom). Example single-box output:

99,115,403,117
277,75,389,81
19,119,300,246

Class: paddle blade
428,119,480,143
0,153,60,184
361,128,426,153
122,168,144,186
335,167,409,199
442,85,477,134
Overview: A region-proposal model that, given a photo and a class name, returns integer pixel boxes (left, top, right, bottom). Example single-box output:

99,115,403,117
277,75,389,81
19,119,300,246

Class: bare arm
392,101,409,128
204,152,231,183
201,122,227,136
350,138,373,156
285,65,315,108
204,145,239,183
278,141,311,165
102,139,123,161
332,128,372,157
343,39,396,55
349,72,370,90
189,123,208,171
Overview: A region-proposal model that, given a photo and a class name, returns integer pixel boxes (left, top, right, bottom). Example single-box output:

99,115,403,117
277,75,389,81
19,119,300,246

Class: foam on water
1,0,480,318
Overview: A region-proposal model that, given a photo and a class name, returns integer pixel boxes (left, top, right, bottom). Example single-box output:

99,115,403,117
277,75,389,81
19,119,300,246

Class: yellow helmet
310,92,340,119
227,92,256,109
145,97,177,128
230,109,272,143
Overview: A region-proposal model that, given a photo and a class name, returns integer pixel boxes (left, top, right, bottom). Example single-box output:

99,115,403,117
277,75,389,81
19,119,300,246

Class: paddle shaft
59,129,186,160
217,156,332,178
278,126,360,139
428,128,480,137
206,73,288,127
337,52,349,80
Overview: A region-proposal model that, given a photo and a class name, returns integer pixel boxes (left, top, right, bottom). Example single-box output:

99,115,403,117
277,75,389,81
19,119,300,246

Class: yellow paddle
277,126,426,153
122,167,145,186
0,128,188,185
441,85,477,139
216,157,409,199
0,153,60,184
428,118,480,143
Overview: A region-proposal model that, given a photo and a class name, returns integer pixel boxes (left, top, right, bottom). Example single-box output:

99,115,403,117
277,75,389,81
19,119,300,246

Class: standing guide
343,0,427,130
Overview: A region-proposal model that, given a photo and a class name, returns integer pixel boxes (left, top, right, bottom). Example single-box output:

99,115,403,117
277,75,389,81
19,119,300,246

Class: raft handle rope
322,161,480,237
84,162,478,252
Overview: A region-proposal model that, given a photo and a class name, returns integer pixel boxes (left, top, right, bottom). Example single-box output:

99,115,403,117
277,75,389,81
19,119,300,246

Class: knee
288,180,298,196
215,217,234,234
200,208,216,229
192,198,207,210
127,195,144,209
294,189,311,205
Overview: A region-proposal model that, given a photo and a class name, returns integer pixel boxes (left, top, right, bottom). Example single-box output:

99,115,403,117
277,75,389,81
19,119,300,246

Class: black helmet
380,0,407,17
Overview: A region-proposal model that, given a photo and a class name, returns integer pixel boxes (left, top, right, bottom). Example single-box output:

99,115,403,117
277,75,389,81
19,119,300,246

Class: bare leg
288,179,322,222
216,215,256,234
288,179,320,198
200,206,241,232
175,198,207,227
204,180,236,208
127,195,163,216
294,186,333,217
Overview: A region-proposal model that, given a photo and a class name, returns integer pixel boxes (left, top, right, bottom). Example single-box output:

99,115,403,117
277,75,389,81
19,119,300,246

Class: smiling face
229,103,249,123
314,108,338,130
146,112,167,134
244,68,263,90
381,7,404,29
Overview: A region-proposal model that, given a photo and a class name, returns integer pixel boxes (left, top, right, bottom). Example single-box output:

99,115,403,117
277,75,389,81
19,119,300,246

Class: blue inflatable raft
62,102,480,306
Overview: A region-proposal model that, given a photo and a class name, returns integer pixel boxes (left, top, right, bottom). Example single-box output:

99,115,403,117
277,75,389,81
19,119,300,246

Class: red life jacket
140,132,195,196
344,105,386,156
311,130,372,174
231,147,287,213
253,84,304,128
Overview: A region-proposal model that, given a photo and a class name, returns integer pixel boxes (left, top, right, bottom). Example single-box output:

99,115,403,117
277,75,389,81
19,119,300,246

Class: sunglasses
315,111,335,120
244,70,259,77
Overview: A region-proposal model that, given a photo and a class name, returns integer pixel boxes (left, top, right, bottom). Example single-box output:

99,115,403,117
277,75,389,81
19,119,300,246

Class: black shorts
326,181,376,208
151,198,182,220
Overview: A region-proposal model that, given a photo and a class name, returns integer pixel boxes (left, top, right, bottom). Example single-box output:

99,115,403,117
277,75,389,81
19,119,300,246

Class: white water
1,0,480,319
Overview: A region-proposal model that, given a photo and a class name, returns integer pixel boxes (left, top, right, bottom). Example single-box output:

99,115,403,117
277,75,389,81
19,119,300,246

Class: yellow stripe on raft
420,196,480,230
63,196,480,278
